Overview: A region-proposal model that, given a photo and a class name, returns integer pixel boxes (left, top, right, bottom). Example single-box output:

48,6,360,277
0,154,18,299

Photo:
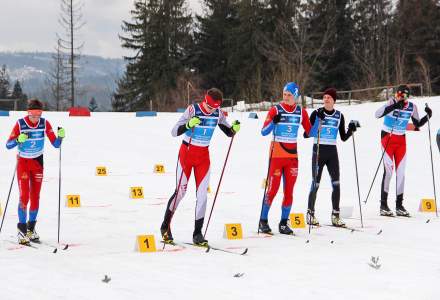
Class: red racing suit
6,116,61,224
260,102,311,221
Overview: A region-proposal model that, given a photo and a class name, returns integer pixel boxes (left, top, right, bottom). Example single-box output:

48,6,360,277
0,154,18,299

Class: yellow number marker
261,179,267,189
154,164,165,174
224,223,243,240
66,195,81,208
289,213,305,228
419,199,437,212
130,187,144,199
136,235,156,252
207,186,212,193
96,166,107,176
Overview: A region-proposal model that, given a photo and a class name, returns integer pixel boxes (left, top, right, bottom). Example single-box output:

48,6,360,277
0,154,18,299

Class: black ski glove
348,120,361,132
317,108,326,120
425,106,432,118
393,100,405,110
273,114,281,124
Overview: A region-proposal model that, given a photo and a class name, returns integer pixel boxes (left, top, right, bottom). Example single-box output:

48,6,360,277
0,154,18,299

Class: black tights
308,144,340,212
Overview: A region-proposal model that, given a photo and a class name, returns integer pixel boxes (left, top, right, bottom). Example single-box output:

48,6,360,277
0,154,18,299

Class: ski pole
0,161,17,234
436,128,440,152
309,119,322,234
352,130,364,227
204,135,235,238
363,115,399,204
163,129,194,248
257,125,276,234
425,103,438,217
54,128,68,252
57,136,62,245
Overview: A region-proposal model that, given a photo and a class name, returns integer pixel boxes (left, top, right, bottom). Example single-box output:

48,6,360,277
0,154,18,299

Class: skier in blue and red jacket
6,99,65,245
259,82,311,235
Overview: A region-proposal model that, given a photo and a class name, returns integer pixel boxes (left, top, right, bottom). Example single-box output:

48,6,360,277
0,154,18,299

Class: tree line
0,64,28,110
110,0,439,111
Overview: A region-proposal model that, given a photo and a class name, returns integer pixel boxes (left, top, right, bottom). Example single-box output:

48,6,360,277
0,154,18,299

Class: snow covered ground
0,97,439,300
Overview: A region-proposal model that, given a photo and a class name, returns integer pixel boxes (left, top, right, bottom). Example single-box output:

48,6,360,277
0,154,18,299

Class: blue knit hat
283,82,300,98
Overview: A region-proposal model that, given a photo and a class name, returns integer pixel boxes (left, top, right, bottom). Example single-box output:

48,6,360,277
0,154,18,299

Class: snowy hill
0,51,125,110
0,97,439,299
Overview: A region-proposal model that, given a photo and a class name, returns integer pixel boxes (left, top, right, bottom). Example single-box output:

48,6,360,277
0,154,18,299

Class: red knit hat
323,88,337,102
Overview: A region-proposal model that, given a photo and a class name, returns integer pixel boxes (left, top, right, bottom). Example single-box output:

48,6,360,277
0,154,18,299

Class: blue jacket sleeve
6,139,18,150
308,118,320,138
52,138,62,148
261,122,274,136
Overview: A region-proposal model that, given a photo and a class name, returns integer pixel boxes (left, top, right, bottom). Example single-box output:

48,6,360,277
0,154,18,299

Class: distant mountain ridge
0,51,126,110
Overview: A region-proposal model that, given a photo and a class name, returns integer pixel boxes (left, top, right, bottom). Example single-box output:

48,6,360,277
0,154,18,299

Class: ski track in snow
0,98,440,299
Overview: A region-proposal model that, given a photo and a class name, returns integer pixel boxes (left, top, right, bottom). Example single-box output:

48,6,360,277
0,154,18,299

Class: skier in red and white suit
375,85,432,217
160,88,240,246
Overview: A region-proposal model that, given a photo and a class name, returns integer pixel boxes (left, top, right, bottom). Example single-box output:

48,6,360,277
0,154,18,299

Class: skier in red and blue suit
259,82,311,235
6,99,65,245
160,88,240,246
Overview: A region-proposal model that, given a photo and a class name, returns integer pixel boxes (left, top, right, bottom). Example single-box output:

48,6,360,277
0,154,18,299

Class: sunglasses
28,109,43,117
206,102,221,110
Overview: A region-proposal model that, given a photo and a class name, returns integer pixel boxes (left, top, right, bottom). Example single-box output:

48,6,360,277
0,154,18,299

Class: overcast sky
0,0,203,58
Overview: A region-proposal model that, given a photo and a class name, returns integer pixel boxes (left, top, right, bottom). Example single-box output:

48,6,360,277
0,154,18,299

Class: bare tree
416,56,432,96
46,39,67,111
351,0,393,89
258,12,336,100
58,0,85,108
394,47,408,85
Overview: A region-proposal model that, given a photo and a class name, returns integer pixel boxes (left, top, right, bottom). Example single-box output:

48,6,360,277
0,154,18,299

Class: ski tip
426,219,431,223
53,244,69,253
205,246,210,253
241,248,248,255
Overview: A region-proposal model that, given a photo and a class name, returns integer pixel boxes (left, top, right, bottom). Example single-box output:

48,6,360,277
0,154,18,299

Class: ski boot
17,223,30,245
192,233,208,247
380,201,394,217
160,207,174,243
278,219,294,235
331,210,346,227
258,219,272,234
396,200,410,217
160,225,174,243
306,209,320,226
193,218,208,247
26,221,40,242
